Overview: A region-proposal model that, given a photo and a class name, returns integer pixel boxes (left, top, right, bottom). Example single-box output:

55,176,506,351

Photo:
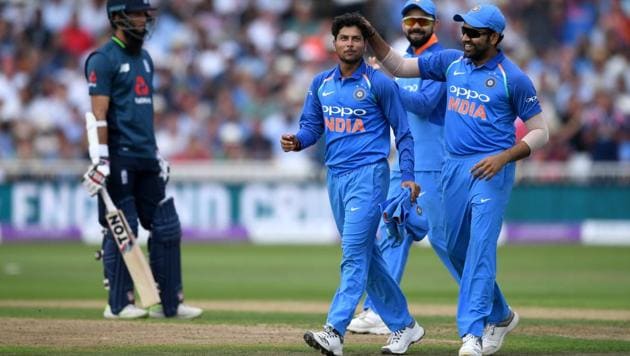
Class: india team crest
353,87,367,101
485,78,496,87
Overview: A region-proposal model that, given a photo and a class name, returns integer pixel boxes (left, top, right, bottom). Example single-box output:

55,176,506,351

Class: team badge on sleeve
353,87,366,101
88,70,97,87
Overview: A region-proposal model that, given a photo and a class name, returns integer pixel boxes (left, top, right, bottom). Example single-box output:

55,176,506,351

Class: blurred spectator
244,119,273,160
0,0,627,171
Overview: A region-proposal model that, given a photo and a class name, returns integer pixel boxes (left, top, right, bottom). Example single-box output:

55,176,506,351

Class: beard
406,30,430,48
339,55,362,65
123,28,146,54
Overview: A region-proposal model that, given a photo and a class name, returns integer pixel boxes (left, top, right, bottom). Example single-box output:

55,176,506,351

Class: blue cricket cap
453,4,506,33
401,0,437,19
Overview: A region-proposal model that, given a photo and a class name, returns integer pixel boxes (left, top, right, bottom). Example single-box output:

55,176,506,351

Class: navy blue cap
453,4,506,33
107,0,155,17
401,0,437,18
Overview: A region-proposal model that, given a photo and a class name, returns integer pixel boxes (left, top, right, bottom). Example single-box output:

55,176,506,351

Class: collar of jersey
464,49,505,70
111,36,126,49
333,59,367,81
406,34,439,57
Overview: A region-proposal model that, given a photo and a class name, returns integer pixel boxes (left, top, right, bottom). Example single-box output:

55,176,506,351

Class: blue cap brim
453,13,487,29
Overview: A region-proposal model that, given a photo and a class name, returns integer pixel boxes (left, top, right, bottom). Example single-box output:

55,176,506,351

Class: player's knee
150,197,181,244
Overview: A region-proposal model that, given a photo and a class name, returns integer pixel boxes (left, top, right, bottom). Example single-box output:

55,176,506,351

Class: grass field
1,243,629,355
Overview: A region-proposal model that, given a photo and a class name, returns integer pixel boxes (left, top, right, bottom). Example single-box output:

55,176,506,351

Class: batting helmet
107,0,156,20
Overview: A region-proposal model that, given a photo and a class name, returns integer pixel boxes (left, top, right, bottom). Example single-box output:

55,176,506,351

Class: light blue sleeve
418,49,464,82
295,74,325,149
398,78,446,118
373,72,415,182
509,72,543,121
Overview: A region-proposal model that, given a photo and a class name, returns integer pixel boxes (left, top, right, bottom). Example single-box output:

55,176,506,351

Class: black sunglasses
461,27,492,38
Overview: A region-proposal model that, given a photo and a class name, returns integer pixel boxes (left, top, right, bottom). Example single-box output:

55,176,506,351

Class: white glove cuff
98,144,109,158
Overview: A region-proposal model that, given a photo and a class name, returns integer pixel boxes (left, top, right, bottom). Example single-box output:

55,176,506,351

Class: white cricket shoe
347,309,390,335
149,303,203,319
381,321,424,355
482,310,519,355
103,304,148,319
459,334,482,356
304,325,343,356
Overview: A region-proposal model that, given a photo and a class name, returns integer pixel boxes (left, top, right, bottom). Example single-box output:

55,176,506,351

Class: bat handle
99,188,117,213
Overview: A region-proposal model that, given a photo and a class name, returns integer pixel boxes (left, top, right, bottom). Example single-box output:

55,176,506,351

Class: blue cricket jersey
296,60,415,182
85,37,157,159
417,49,542,155
392,38,446,172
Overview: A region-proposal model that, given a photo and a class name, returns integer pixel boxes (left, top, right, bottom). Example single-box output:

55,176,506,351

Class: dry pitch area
2,300,629,348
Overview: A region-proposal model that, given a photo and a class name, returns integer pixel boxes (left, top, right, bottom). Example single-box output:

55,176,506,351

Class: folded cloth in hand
378,187,429,247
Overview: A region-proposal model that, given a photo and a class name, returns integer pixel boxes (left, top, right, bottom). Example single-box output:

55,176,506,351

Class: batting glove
158,155,170,184
82,158,110,196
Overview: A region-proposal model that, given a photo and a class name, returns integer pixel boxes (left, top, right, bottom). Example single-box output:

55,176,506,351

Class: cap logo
472,5,481,12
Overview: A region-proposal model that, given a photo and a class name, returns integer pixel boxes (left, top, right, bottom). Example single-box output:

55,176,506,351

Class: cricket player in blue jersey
347,0,460,336
361,3,549,355
281,12,424,356
82,0,201,320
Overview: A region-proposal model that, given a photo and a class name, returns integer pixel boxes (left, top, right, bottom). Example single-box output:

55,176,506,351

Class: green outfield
1,243,629,355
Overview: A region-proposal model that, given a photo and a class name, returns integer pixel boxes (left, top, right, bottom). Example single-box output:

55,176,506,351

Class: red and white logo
134,76,149,96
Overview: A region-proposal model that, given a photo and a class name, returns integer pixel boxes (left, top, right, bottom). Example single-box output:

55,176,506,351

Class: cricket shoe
482,310,519,355
459,334,482,356
347,309,390,335
103,304,148,319
149,303,203,319
381,321,424,355
303,325,343,356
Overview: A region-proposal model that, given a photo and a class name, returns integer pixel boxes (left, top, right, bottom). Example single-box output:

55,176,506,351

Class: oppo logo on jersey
322,105,366,133
449,86,490,102
448,85,489,120
322,105,367,117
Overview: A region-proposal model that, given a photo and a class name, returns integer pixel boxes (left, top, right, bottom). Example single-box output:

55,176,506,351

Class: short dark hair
331,12,370,40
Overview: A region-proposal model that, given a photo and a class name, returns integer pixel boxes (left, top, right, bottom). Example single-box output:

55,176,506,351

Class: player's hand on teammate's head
82,159,110,196
357,14,376,38
401,180,420,202
280,134,301,152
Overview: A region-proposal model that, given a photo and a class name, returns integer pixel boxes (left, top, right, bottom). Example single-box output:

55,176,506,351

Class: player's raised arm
359,15,421,77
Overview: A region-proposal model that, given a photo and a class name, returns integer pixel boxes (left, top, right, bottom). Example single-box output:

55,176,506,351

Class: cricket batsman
82,0,201,319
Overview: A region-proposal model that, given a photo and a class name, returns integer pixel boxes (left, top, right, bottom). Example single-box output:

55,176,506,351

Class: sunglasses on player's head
461,26,493,38
402,16,434,27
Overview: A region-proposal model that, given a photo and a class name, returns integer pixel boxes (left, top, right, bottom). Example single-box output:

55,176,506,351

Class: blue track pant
442,152,514,337
326,160,414,335
363,170,459,312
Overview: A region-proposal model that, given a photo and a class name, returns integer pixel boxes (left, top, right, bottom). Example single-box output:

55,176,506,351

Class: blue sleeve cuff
401,172,415,183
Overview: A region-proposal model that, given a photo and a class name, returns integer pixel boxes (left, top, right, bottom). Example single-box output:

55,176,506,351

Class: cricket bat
85,112,160,308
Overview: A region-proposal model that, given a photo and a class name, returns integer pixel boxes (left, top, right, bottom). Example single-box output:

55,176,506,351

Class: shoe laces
322,325,342,344
387,328,406,344
484,323,496,336
463,333,481,345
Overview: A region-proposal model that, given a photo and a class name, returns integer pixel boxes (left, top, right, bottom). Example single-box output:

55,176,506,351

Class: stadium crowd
0,0,628,166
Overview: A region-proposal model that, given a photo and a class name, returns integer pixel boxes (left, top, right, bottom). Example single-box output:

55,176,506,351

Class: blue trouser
326,160,414,335
363,170,459,312
442,152,514,337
